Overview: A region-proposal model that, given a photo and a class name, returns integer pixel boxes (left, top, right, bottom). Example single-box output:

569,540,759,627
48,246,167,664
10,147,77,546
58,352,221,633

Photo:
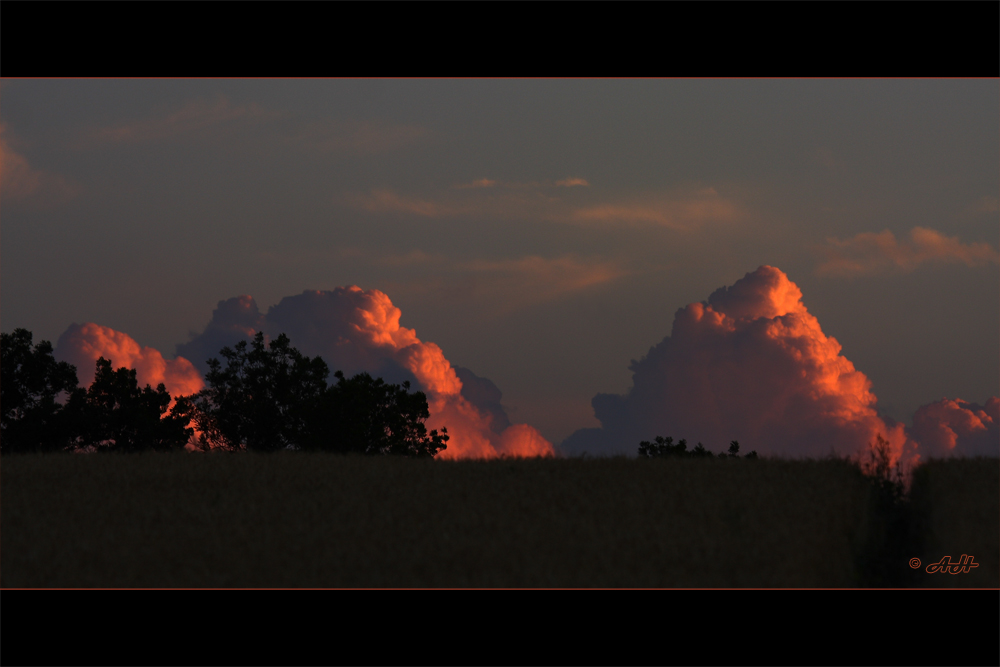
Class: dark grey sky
2,79,997,444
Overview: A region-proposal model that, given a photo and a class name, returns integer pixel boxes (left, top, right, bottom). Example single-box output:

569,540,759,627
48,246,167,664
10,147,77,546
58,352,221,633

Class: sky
2,79,997,460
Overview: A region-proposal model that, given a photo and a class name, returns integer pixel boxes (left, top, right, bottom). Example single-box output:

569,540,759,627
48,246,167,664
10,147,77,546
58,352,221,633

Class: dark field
2,453,996,588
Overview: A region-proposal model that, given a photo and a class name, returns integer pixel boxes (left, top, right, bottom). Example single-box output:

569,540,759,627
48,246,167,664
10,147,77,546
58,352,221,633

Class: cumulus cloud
55,323,204,398
561,266,910,462
175,295,265,375
180,287,554,459
910,397,999,459
816,227,1000,276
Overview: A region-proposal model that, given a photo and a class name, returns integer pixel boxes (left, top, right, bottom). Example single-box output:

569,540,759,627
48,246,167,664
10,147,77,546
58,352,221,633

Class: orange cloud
816,227,1000,276
562,266,910,463
55,323,204,399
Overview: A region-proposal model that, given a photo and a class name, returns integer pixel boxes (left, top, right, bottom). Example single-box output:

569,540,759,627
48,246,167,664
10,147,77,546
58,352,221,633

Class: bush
638,436,757,459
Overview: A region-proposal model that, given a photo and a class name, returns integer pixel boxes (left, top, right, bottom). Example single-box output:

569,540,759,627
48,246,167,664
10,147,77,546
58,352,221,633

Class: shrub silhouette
852,433,919,586
638,436,757,459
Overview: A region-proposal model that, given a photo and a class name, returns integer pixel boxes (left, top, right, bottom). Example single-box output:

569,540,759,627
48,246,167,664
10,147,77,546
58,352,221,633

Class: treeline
0,329,447,457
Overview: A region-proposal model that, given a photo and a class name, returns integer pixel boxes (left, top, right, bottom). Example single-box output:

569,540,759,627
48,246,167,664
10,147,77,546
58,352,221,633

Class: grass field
2,452,996,587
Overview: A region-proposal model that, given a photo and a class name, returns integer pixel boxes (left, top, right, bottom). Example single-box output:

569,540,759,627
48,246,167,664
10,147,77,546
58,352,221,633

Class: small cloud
460,255,626,311
569,188,739,230
348,189,458,218
910,397,999,458
971,195,999,214
816,227,1000,277
556,177,590,188
78,94,278,147
0,123,80,203
293,120,429,155
456,178,498,189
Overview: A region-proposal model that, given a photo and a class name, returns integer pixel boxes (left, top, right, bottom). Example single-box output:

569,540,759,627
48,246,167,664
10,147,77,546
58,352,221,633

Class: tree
1,329,80,453
193,332,329,451
68,357,194,452
304,371,448,457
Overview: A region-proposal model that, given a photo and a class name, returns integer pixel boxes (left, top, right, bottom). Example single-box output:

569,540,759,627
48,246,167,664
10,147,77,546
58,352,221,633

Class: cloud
77,96,426,155
909,397,999,459
971,195,999,214
349,189,460,217
456,178,498,189
291,120,429,155
175,295,265,375
346,186,552,219
349,177,599,220
78,95,278,146
179,287,554,459
454,177,587,190
458,255,625,312
816,227,1000,276
55,323,204,399
569,187,740,230
0,123,80,202
560,266,911,462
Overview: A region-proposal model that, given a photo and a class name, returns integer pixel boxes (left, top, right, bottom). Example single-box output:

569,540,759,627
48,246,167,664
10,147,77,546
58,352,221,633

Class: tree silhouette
304,371,448,457
3,328,451,457
1,329,80,453
193,332,329,451
67,357,194,452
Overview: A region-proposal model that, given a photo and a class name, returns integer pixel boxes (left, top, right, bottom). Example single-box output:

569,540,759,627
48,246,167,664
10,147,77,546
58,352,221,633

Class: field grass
1,452,996,587
908,458,999,588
